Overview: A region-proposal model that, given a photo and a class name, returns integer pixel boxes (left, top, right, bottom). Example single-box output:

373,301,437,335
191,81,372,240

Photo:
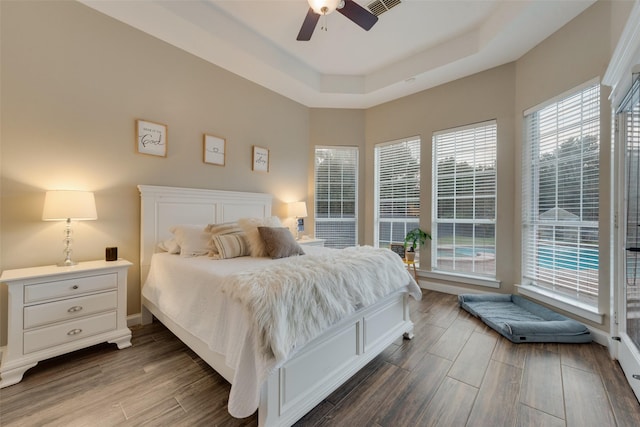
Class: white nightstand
297,238,326,247
0,259,132,388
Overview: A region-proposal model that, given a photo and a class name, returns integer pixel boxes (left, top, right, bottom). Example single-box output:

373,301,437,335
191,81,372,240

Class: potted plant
404,227,431,261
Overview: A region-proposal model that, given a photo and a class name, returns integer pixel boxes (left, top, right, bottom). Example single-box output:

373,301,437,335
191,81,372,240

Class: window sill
516,284,604,324
420,270,501,289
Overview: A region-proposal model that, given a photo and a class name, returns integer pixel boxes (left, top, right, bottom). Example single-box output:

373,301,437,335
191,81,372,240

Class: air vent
367,0,401,17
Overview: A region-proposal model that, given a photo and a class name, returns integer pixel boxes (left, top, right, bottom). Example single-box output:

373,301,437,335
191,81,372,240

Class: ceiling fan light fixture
307,0,341,15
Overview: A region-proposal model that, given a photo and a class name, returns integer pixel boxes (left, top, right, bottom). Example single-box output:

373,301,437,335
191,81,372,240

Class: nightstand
0,259,132,388
297,238,326,247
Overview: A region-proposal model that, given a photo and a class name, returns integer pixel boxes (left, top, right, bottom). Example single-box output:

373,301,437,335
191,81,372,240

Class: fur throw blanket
220,246,422,362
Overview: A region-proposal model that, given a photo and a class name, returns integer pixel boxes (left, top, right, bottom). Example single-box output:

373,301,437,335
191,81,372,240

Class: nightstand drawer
24,273,117,303
23,311,117,354
24,291,118,329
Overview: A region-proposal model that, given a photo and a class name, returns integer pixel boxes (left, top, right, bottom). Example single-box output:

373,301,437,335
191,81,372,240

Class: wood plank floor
2,290,640,426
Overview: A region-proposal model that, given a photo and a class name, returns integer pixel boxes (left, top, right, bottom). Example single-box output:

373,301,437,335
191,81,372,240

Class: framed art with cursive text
252,145,269,172
136,119,167,157
203,134,226,166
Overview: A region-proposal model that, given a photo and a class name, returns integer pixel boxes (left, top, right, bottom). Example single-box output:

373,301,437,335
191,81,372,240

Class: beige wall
0,0,309,343
0,0,633,347
309,109,366,241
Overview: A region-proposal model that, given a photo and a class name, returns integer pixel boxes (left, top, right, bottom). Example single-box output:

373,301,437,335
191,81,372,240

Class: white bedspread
142,246,420,418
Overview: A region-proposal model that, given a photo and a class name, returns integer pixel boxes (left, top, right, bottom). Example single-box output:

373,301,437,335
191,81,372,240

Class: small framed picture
390,243,406,259
252,145,269,172
136,119,167,157
203,134,226,166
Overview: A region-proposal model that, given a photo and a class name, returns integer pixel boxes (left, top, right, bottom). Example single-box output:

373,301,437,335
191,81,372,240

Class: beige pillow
238,216,283,257
212,233,250,259
257,226,305,259
205,222,242,256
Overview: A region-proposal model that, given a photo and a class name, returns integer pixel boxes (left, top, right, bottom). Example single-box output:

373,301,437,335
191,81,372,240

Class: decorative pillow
212,233,250,259
157,238,180,254
205,222,242,256
238,216,283,257
169,224,209,257
257,226,305,259
205,222,242,235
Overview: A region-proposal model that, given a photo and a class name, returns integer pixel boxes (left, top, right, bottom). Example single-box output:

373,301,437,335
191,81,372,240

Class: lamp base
57,218,77,267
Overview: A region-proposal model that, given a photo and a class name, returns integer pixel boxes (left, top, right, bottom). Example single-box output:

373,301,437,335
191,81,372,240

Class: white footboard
258,290,413,427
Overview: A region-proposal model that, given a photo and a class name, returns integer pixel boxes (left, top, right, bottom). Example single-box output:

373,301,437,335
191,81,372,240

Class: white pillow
237,216,283,257
169,224,209,257
157,238,180,254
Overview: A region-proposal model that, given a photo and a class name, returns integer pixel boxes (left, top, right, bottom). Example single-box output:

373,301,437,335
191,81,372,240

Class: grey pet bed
458,293,592,343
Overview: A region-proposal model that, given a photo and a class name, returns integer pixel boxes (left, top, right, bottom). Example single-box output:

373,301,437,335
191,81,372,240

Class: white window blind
374,137,421,248
315,146,358,248
432,121,497,278
522,81,600,306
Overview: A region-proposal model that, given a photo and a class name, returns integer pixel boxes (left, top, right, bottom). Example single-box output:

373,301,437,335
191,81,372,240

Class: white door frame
603,0,640,402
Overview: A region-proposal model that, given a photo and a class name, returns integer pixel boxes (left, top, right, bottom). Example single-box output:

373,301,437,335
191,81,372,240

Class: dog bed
458,293,591,343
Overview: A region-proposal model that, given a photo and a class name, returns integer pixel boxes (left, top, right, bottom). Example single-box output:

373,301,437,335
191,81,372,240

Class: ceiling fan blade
297,8,320,41
338,0,378,31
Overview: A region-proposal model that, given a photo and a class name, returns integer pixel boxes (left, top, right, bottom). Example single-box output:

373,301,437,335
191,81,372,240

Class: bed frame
138,185,415,427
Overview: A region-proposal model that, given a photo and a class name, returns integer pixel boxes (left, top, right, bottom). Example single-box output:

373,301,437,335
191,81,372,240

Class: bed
138,185,421,426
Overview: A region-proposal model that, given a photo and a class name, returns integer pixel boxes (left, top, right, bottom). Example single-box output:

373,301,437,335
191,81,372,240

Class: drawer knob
71,285,79,290
67,328,83,336
67,306,83,313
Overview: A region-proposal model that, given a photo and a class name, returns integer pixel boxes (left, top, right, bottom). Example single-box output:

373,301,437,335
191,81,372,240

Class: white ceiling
80,0,596,108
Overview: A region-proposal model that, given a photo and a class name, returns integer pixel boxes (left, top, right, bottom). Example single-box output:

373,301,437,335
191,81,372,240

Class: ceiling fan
297,0,378,41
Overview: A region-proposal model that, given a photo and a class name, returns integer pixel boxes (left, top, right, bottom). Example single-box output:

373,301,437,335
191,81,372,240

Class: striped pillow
206,222,242,256
212,233,250,259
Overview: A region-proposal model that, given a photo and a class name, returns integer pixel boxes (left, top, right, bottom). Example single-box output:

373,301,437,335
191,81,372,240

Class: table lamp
288,201,308,240
42,190,97,266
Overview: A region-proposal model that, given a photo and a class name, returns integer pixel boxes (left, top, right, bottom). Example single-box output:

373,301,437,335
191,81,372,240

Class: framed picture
203,134,226,166
252,145,269,172
390,243,406,259
136,119,167,157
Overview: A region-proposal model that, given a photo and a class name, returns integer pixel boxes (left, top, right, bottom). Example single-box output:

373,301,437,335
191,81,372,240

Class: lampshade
288,201,308,218
308,0,341,15
42,190,98,221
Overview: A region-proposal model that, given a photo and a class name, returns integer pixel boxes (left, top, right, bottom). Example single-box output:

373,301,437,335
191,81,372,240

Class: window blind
522,81,600,306
374,137,421,248
432,121,497,278
314,147,358,248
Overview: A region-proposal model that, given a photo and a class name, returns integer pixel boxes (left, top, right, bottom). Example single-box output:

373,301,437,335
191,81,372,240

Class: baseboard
127,313,142,327
586,326,609,347
418,278,495,296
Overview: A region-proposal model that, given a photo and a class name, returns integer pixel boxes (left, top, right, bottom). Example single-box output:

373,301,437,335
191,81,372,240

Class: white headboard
138,185,273,282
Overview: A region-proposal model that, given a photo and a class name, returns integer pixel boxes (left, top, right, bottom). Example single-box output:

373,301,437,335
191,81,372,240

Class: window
374,137,421,249
314,147,358,248
522,80,600,307
432,121,497,278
